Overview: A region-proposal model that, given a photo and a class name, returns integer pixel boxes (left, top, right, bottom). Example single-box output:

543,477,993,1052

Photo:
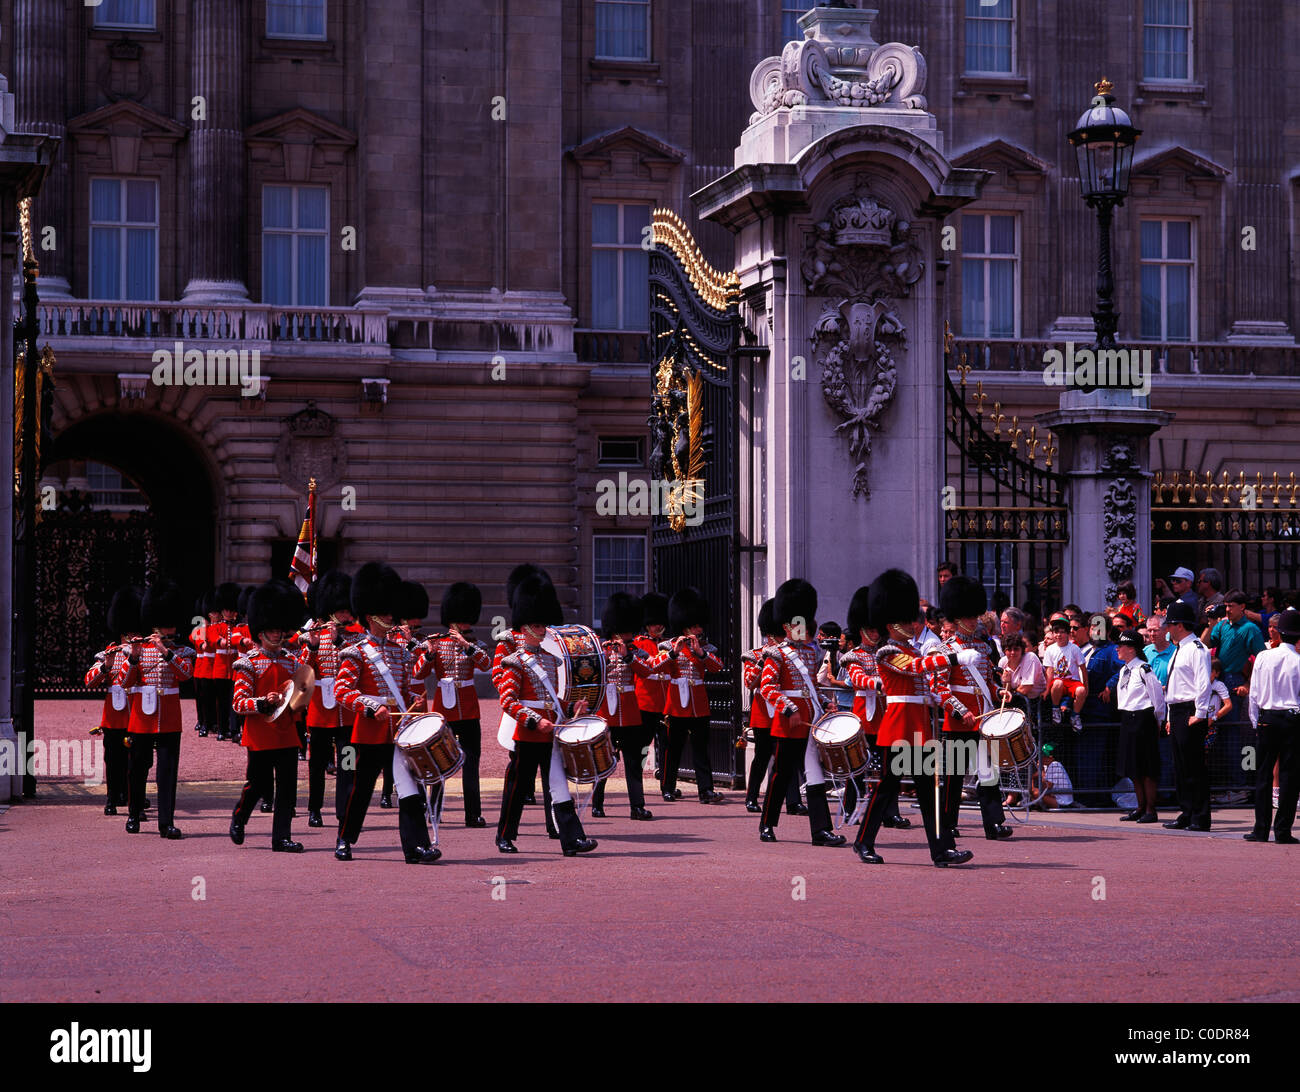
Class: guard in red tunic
334,562,440,864
86,585,142,816
654,587,725,804
299,570,356,827
190,591,221,738
495,574,597,856
492,564,551,825
744,598,803,815
209,583,240,741
229,579,309,853
851,569,976,867
937,576,1013,841
114,579,196,838
590,593,655,820
635,592,671,778
756,579,846,846
228,586,255,746
381,580,431,809
414,581,492,826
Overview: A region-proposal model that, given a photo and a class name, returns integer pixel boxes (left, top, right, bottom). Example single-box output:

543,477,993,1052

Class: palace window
592,202,651,330
90,178,158,301
593,535,647,627
598,437,645,467
781,2,805,44
964,0,1014,75
93,0,155,29
1140,218,1194,341
595,0,650,60
267,0,327,40
960,213,1019,338
1143,0,1192,81
262,185,328,306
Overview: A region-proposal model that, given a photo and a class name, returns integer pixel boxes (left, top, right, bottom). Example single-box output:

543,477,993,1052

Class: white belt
888,695,931,705
645,674,668,682
779,689,808,697
130,687,179,695
621,685,637,692
950,685,978,694
519,699,547,709
854,689,871,698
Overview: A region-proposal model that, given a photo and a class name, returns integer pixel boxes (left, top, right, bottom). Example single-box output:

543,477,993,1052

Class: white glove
954,649,981,666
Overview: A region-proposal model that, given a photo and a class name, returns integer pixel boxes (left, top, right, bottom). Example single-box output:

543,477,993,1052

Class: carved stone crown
829,183,895,247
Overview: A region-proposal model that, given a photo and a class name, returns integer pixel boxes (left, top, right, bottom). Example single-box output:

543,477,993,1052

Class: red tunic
232,647,300,751
299,622,363,729
650,640,722,718
191,622,216,680
633,634,670,715
841,647,886,735
743,644,775,730
86,645,132,732
498,647,563,743
938,628,1000,732
758,640,823,740
114,641,196,734
872,640,955,748
413,635,491,721
595,641,652,728
335,634,415,745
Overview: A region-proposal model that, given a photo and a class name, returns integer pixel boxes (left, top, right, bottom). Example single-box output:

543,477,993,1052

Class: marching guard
755,579,845,846
210,582,240,742
300,570,357,826
334,562,441,864
744,599,804,815
229,579,309,853
382,579,432,808
86,585,142,816
634,592,671,781
114,579,195,839
591,592,655,820
189,591,217,737
1244,608,1300,843
655,588,725,804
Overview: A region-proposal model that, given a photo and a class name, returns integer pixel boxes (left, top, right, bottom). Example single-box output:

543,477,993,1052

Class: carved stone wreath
1103,476,1138,602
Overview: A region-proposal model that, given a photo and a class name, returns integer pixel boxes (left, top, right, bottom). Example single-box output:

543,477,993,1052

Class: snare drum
981,709,1035,769
542,625,606,711
554,715,618,784
395,713,465,783
812,711,872,779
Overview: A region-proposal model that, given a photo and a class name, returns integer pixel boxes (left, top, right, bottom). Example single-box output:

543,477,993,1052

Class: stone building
8,1,1300,686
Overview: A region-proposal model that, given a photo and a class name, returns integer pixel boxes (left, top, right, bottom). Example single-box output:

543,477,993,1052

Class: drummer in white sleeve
1114,630,1166,824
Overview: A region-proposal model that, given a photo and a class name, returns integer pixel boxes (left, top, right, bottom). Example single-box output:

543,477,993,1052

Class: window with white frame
593,535,647,627
595,0,650,60
267,0,327,40
782,2,806,44
1140,219,1194,342
965,0,1014,75
93,0,155,29
90,178,158,301
592,202,651,330
1143,0,1192,81
960,213,1019,338
262,185,328,306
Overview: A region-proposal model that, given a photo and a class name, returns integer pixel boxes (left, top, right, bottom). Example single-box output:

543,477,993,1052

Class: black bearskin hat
214,581,241,613
868,568,920,630
249,579,308,642
511,573,563,630
141,578,185,631
441,581,483,627
668,587,709,636
602,592,644,638
313,570,353,620
352,562,402,623
847,585,872,641
107,585,143,638
774,578,818,631
757,598,782,639
640,592,669,629
396,580,429,623
506,564,550,612
238,585,255,617
939,575,987,621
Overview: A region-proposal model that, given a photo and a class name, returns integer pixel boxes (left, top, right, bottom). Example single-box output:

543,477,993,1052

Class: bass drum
542,624,607,711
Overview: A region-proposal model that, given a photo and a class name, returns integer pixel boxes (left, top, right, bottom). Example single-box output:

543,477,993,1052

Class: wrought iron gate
647,209,743,782
944,331,1069,617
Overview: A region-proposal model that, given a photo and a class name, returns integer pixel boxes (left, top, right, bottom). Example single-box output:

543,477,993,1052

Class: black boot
806,783,846,846
398,795,440,863
554,800,597,856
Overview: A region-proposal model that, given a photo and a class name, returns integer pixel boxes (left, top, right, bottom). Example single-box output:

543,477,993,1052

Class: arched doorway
38,412,218,694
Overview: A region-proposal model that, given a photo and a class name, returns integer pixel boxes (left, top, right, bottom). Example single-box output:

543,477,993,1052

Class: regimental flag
289,478,317,596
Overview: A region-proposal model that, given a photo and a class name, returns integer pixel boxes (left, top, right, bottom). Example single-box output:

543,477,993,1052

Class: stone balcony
949,336,1300,379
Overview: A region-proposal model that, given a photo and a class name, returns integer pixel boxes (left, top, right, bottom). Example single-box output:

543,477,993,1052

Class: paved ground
2,701,1298,1004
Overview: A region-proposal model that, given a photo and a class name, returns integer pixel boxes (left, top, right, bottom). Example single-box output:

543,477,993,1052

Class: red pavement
2,700,1298,1003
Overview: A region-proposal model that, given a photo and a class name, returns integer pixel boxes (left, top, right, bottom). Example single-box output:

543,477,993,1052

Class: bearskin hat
868,568,920,629
846,586,872,641
511,573,563,630
939,575,987,621
602,592,644,638
441,581,482,627
238,585,255,617
396,579,429,623
506,564,550,611
352,561,402,623
757,598,782,639
249,579,308,642
668,587,709,636
141,578,185,631
640,591,669,629
107,585,143,639
214,581,241,613
313,570,353,620
774,578,818,631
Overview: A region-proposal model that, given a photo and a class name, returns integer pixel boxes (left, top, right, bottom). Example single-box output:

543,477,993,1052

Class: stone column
12,0,71,298
1038,389,1172,612
182,0,248,302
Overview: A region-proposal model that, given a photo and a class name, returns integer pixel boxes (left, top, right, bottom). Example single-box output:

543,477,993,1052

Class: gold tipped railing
652,208,740,312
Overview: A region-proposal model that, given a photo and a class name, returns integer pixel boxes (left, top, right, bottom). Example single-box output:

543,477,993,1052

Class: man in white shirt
1162,600,1215,831
1114,631,1167,823
1244,608,1300,844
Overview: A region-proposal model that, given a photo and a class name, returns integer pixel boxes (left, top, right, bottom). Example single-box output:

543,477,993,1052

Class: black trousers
855,744,949,858
760,736,833,834
662,714,714,796
307,723,342,814
1254,710,1300,838
1169,701,1211,827
339,742,395,845
127,732,180,829
193,678,212,732
843,738,900,821
746,723,804,811
497,740,557,841
430,718,483,820
940,730,1005,836
233,747,298,843
592,724,654,811
103,727,129,806
211,678,233,736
